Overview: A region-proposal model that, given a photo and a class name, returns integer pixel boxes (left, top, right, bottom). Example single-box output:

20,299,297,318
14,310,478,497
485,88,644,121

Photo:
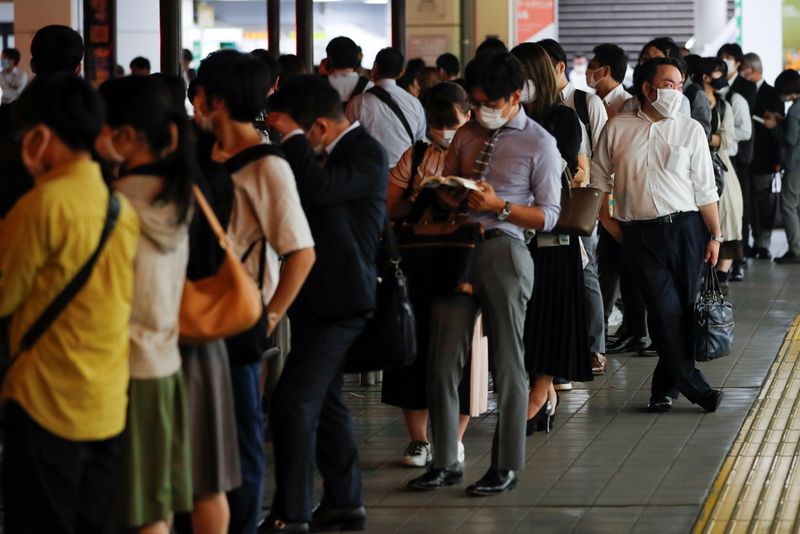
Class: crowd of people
0,21,799,534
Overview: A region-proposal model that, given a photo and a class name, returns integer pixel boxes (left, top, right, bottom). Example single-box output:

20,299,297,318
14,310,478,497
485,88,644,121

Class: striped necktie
471,128,502,181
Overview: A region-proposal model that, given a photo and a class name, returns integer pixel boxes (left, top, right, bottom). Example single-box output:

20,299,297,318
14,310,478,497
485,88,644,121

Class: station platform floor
261,232,800,533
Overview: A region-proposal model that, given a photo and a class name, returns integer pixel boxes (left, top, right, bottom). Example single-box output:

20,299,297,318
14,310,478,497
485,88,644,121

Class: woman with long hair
511,42,593,434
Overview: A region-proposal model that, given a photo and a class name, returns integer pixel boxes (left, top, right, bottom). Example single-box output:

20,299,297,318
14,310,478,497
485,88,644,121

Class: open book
420,175,482,191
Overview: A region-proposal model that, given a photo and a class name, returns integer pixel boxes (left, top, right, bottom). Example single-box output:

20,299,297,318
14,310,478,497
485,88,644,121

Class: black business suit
749,81,785,250
269,125,388,524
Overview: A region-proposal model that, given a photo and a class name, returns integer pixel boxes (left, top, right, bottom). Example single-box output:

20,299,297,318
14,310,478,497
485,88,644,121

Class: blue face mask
1,59,8,70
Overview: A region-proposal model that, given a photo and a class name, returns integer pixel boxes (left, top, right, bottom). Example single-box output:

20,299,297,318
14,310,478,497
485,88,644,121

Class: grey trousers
781,168,800,255
427,236,533,471
580,233,605,354
751,173,775,249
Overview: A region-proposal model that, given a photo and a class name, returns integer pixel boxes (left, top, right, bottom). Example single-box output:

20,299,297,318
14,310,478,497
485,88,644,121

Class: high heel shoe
526,400,552,436
538,391,560,432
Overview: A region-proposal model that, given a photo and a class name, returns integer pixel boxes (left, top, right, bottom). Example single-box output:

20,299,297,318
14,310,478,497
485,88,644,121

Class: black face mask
710,77,729,91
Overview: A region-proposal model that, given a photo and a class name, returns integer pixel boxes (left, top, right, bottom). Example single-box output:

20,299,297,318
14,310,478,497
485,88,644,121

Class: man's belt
620,211,694,227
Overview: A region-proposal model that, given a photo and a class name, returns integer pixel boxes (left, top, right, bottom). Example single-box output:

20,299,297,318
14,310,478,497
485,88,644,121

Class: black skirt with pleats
524,235,593,383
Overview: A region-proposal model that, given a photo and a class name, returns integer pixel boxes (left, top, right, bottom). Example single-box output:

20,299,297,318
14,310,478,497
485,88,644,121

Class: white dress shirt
345,78,426,167
726,91,752,156
327,70,373,103
0,67,25,104
601,83,633,119
590,110,719,222
561,82,608,155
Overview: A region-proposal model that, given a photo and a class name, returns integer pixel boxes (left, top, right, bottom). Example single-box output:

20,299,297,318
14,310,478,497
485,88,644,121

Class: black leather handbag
694,264,734,362
346,219,417,373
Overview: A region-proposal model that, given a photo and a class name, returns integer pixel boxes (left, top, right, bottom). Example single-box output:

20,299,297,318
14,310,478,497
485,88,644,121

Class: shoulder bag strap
15,192,121,357
351,76,370,100
223,143,285,175
404,140,429,200
367,86,415,145
573,89,592,151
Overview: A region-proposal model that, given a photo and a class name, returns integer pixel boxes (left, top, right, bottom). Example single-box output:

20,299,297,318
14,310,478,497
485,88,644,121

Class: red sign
516,0,555,44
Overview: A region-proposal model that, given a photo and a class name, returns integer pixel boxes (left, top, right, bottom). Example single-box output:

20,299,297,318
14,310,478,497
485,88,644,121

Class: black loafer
753,247,772,260
730,262,745,281
637,343,659,358
606,335,648,354
466,468,517,496
261,519,310,534
310,505,365,532
646,396,673,413
699,390,724,413
407,464,463,491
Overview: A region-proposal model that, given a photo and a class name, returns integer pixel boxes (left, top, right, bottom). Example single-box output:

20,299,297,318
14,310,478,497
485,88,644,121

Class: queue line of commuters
1,22,800,534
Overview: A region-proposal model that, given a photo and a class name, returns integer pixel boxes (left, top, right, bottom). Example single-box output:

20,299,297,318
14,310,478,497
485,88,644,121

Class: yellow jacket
0,159,140,441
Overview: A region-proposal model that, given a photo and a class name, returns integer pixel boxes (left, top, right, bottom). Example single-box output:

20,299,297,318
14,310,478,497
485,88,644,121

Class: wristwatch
497,201,512,221
709,234,724,242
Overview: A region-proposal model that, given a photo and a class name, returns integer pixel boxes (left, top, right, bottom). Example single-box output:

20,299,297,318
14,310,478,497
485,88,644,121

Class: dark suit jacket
281,125,388,321
727,75,758,166
751,81,785,174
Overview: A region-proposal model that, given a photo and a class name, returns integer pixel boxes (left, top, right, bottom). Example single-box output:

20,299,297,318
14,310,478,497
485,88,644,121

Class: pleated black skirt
524,235,593,382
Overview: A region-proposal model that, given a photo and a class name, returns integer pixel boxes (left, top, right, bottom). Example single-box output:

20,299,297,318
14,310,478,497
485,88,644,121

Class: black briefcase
346,220,417,373
694,264,734,362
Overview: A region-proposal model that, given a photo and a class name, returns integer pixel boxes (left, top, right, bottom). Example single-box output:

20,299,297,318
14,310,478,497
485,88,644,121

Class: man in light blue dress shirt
407,52,562,496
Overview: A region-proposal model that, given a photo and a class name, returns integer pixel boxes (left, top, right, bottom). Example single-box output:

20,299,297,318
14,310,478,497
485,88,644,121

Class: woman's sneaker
402,441,432,467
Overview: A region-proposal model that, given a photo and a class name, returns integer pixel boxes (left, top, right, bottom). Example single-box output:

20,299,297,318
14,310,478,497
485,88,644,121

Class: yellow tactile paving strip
695,316,800,534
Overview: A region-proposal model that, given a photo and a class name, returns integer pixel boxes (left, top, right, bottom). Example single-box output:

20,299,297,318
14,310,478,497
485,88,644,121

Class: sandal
591,352,607,375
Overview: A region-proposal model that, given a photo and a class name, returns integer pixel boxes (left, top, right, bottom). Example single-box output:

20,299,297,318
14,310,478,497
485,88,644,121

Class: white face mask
476,105,508,130
585,68,605,89
572,63,588,75
431,128,456,148
647,84,683,118
723,58,737,79
521,80,536,104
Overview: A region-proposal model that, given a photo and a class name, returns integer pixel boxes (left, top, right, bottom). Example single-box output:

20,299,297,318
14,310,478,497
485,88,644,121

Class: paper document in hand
421,175,482,191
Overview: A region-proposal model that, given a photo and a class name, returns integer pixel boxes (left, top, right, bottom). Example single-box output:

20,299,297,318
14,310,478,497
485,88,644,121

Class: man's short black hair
326,36,360,70
640,37,681,61
182,48,194,63
250,48,281,88
268,74,344,130
537,38,567,68
592,43,628,83
13,72,105,152
278,54,306,81
130,56,151,72
475,37,508,58
30,25,84,75
2,48,21,65
633,57,686,104
717,43,744,64
436,53,460,77
196,49,270,122
465,52,525,101
775,69,800,96
374,48,405,79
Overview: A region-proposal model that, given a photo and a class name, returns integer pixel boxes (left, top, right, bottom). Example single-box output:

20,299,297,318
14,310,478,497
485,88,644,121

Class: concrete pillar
741,0,783,83
13,0,80,79
693,0,727,55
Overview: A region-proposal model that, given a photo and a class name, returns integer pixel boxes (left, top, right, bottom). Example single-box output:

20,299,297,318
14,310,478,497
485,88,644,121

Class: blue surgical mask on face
1,59,9,70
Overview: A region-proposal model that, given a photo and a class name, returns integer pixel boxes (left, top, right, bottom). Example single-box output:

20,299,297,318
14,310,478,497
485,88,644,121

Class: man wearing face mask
0,48,26,104
265,75,387,533
592,57,724,415
408,52,562,496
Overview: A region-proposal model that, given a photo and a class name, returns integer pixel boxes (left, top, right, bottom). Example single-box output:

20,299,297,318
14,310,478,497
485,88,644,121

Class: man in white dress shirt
324,36,372,107
0,48,25,104
587,44,633,120
592,57,725,414
346,47,426,167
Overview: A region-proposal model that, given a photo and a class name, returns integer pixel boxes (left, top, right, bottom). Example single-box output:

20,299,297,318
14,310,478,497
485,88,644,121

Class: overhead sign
516,0,556,44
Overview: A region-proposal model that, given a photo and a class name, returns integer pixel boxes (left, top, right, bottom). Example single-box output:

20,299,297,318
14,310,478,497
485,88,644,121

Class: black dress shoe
310,505,365,532
466,468,517,496
646,396,673,413
730,261,745,281
606,335,648,354
775,251,800,264
753,247,772,260
637,343,659,358
261,519,310,533
407,463,463,491
699,390,724,413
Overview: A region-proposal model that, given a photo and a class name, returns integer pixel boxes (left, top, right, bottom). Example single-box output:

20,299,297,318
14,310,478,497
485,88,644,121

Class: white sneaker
402,440,432,467
457,441,465,464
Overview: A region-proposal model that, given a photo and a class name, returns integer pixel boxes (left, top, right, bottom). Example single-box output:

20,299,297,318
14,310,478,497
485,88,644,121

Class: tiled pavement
261,234,800,533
